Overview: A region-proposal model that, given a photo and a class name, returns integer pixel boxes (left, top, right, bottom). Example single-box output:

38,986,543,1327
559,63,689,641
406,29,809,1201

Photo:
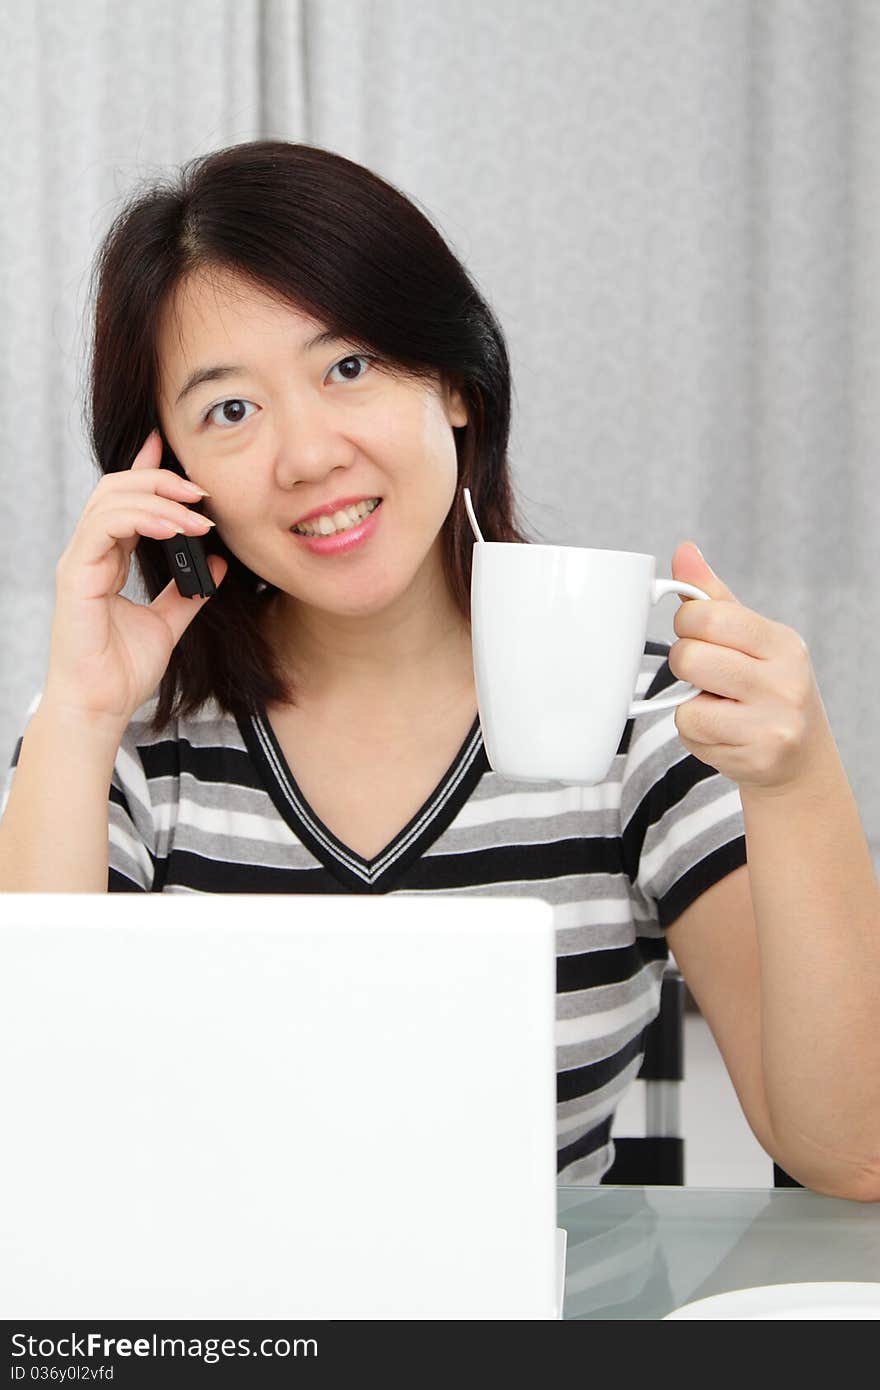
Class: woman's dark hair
85,139,537,734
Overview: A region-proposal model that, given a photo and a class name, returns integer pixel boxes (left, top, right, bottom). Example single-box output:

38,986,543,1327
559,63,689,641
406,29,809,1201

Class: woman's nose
270,399,357,486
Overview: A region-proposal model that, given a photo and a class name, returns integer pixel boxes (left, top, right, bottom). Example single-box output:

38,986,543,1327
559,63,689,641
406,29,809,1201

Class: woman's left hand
667,542,831,794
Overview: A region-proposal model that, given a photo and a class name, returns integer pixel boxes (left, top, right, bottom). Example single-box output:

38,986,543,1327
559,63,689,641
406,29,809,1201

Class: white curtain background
2,0,878,864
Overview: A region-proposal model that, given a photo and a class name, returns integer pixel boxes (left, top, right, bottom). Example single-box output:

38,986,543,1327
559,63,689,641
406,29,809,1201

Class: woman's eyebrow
174,330,343,406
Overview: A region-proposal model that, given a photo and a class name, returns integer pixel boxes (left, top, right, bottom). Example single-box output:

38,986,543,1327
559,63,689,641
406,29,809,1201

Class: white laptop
0,893,565,1320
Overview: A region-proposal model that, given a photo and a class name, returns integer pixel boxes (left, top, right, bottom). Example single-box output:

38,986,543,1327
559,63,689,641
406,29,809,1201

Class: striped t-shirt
2,640,747,1183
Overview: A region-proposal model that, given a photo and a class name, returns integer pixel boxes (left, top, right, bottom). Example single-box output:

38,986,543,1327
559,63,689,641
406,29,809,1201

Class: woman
2,140,878,1198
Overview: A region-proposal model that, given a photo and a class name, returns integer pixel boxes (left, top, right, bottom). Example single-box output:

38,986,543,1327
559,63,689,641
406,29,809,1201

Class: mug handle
628,579,711,716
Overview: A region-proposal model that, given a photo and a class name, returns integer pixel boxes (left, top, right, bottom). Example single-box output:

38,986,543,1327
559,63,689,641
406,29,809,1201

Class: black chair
601,966,686,1186
772,1163,803,1188
600,965,803,1188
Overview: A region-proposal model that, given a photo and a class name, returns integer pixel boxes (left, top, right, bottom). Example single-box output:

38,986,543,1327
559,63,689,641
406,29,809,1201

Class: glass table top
558,1186,880,1320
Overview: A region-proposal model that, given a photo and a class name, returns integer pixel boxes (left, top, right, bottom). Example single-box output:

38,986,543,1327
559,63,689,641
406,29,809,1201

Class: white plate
664,1282,880,1320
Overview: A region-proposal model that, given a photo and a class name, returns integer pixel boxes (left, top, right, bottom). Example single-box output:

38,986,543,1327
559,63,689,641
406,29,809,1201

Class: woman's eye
202,355,374,428
203,399,258,429
327,353,374,384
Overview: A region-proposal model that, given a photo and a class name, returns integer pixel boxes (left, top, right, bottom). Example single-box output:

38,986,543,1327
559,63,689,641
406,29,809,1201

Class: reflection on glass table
558,1186,880,1320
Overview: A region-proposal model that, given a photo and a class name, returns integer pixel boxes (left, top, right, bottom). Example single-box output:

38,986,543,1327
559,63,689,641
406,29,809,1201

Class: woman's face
155,268,468,621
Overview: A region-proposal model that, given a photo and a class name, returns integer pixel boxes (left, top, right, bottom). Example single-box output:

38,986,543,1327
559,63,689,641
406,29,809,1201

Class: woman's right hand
45,430,228,730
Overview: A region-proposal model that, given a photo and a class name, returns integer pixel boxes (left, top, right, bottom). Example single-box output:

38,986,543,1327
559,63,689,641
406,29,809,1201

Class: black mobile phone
155,435,217,599
159,531,216,600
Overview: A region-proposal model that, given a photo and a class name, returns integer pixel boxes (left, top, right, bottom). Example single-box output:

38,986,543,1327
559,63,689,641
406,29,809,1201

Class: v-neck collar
239,706,488,892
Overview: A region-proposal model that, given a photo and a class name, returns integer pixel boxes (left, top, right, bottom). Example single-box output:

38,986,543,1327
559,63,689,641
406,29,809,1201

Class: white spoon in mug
463,487,484,543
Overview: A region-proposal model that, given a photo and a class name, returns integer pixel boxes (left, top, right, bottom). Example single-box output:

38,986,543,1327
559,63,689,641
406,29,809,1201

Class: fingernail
692,543,714,572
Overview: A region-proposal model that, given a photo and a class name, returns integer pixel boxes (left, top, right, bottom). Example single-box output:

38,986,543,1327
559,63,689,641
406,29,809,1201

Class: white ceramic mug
464,489,711,785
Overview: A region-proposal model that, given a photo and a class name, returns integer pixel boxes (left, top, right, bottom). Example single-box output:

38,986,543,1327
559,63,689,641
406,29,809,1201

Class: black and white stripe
2,641,747,1182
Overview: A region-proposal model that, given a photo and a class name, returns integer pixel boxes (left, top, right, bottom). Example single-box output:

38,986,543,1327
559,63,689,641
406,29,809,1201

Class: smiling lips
289,498,383,553
291,497,382,537
291,495,382,530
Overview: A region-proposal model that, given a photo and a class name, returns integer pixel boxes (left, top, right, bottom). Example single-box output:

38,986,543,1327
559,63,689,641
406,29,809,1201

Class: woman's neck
261,588,475,721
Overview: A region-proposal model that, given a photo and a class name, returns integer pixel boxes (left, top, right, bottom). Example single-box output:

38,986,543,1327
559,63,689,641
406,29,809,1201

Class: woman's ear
443,378,469,429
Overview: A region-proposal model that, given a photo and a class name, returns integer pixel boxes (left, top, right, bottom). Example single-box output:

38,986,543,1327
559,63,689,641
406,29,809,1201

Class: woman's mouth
291,497,381,536
289,498,383,554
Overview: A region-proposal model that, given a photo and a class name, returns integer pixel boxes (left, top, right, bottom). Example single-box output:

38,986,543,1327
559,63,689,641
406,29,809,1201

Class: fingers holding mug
668,636,763,705
672,689,749,768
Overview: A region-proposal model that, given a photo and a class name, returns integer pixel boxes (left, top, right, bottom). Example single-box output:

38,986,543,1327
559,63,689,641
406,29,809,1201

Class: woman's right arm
0,702,126,892
0,429,226,893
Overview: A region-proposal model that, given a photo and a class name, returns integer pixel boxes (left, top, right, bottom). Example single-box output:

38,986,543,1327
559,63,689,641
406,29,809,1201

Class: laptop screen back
0,892,558,1319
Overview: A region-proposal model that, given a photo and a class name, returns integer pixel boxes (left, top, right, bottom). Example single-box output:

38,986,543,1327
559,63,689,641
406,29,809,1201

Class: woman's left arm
665,541,880,1200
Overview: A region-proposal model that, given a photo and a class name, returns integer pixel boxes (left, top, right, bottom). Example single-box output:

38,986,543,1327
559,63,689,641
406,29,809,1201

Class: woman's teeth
292,498,381,536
